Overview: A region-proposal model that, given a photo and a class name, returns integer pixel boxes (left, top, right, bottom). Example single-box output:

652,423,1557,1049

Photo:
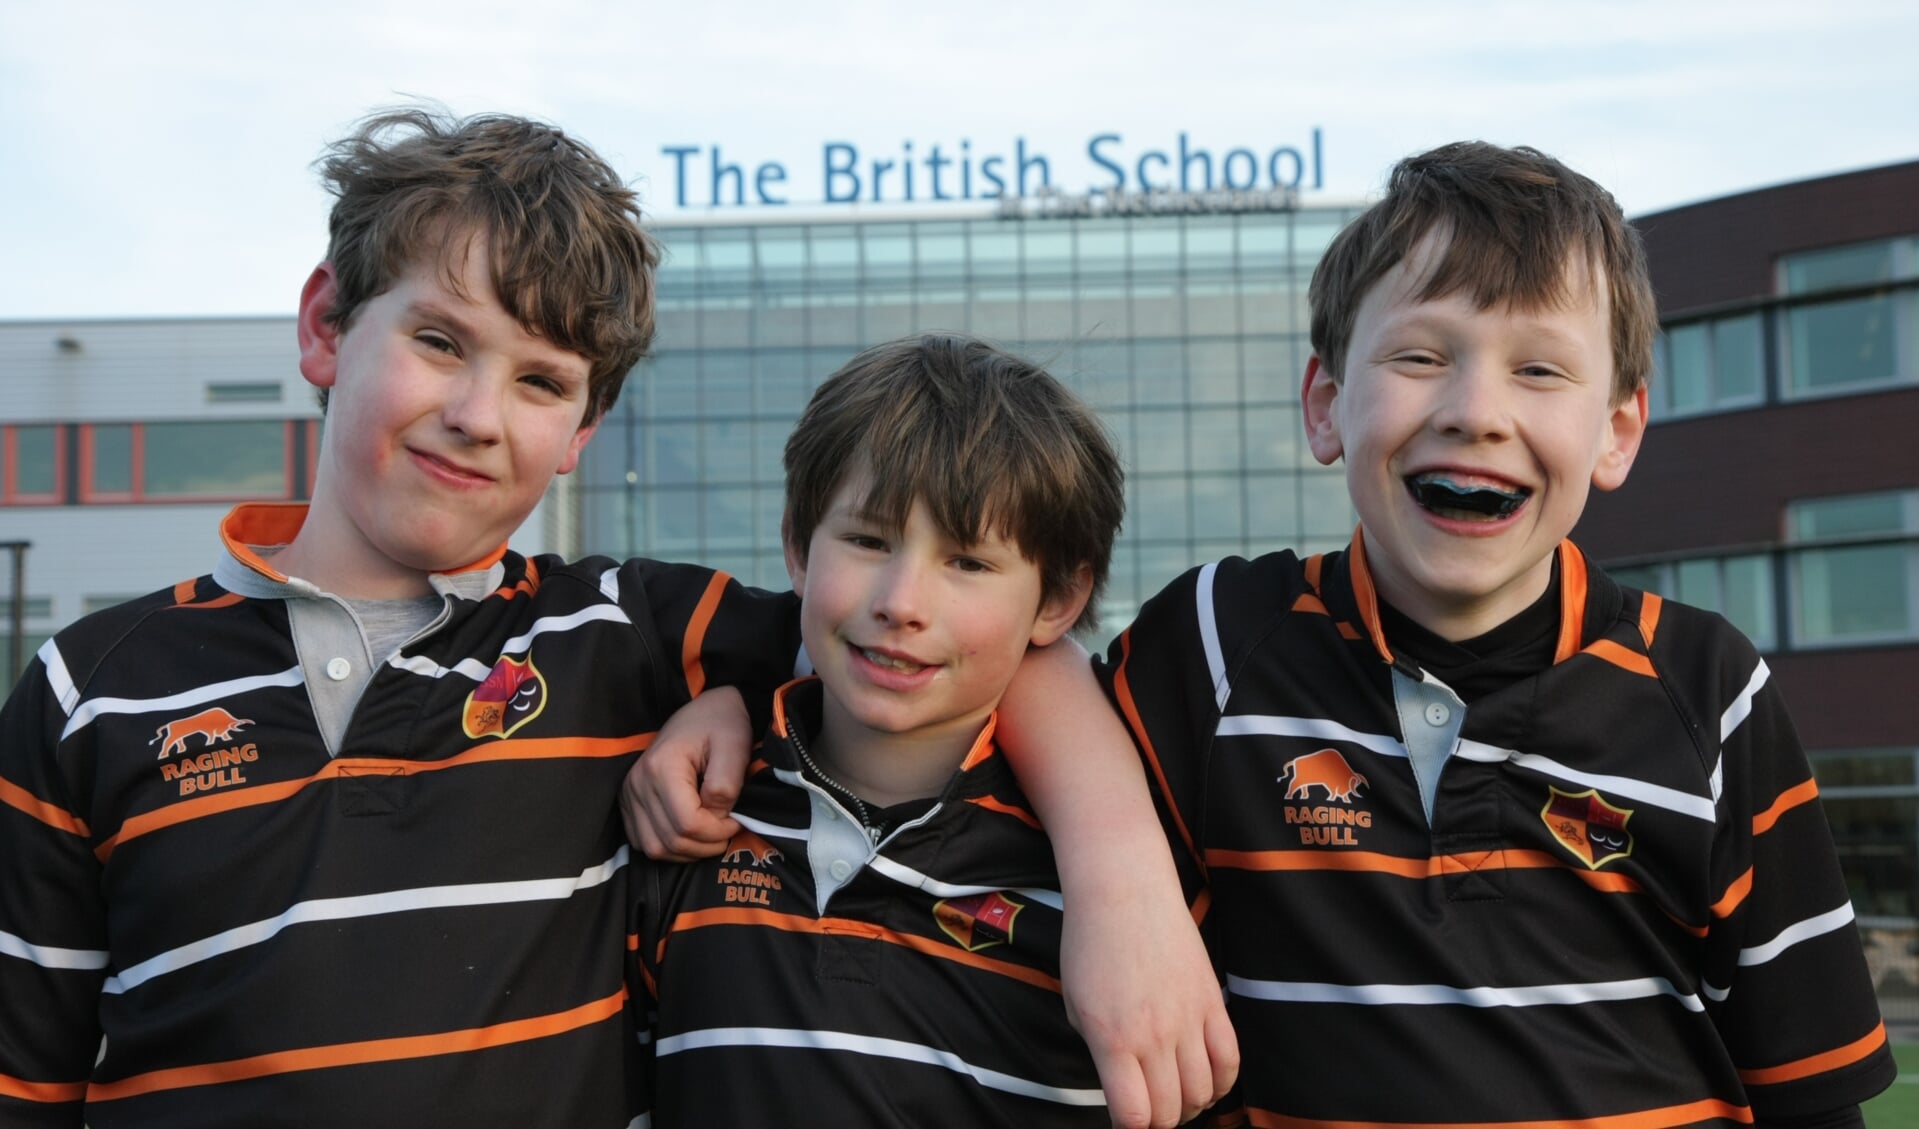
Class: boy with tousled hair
634,335,1129,1126
1080,140,1893,1126
0,108,1230,1128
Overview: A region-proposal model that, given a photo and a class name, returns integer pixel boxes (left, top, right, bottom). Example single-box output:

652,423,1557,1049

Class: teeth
861,648,926,674
1407,473,1530,520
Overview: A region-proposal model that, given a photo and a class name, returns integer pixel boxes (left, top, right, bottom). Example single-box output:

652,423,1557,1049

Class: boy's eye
521,374,567,396
417,331,458,354
952,556,992,574
845,533,887,552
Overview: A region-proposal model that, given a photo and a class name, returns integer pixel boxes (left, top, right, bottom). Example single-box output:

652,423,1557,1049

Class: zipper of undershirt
787,718,883,844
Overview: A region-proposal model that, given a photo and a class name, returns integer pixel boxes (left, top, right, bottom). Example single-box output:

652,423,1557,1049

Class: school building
2,162,1915,1014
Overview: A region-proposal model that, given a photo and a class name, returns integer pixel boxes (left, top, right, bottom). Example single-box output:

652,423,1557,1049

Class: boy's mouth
858,646,928,675
1405,472,1531,521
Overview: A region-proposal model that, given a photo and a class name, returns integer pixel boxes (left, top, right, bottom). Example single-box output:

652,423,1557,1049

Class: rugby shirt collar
1336,526,1618,670
211,502,507,602
766,676,1006,795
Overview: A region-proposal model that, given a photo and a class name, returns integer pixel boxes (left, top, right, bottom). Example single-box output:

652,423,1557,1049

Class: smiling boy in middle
632,334,1134,1126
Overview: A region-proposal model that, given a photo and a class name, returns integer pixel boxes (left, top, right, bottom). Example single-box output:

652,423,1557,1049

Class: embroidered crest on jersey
935,892,1024,952
150,707,253,758
1281,748,1369,802
462,656,547,739
1542,787,1635,869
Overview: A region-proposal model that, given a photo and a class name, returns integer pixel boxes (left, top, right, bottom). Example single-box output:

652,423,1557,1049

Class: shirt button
325,657,352,681
1425,702,1451,727
828,859,853,881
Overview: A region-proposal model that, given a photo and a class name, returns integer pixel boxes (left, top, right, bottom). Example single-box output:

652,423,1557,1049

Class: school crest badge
462,656,548,739
934,892,1025,952
1542,787,1634,869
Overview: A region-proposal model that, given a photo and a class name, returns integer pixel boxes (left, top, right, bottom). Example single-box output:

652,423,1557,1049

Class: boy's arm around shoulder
996,630,1237,1129
607,558,799,860
1669,609,1896,1119
0,644,106,1127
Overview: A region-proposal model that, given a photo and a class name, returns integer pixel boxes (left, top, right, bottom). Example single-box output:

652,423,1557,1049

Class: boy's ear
1301,354,1345,466
782,515,808,593
296,262,342,390
555,420,599,476
1591,385,1649,492
1030,564,1094,648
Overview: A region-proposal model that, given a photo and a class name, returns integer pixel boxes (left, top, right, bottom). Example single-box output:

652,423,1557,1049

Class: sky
2,0,1914,321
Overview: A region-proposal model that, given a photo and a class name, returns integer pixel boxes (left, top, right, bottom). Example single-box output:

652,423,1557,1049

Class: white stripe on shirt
61,666,308,740
1195,561,1230,712
1,928,110,971
102,846,630,994
1226,973,1705,1013
656,1026,1105,1106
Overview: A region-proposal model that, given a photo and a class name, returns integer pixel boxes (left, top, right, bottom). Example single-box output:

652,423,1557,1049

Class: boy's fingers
1091,1054,1150,1129
698,734,749,810
1137,1046,1185,1128
1205,1008,1240,1106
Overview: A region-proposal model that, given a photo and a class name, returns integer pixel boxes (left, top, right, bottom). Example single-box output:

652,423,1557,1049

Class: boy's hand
1061,847,1237,1128
995,639,1238,1127
622,686,750,860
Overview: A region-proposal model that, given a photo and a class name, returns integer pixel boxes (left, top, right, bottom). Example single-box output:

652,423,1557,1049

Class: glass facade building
575,204,1363,627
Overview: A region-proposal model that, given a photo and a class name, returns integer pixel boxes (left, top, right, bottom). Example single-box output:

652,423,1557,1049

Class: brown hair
1308,141,1655,403
783,335,1125,631
314,107,659,422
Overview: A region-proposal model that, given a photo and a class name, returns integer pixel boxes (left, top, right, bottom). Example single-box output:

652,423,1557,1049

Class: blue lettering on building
660,129,1323,208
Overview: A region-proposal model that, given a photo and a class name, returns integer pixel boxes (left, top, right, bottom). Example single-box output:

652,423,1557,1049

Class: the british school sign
659,129,1325,213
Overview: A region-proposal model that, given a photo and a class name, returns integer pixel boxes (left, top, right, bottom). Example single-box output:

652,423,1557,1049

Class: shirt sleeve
628,860,668,1124
1094,563,1229,909
618,559,802,733
1704,650,1896,1119
0,643,105,1127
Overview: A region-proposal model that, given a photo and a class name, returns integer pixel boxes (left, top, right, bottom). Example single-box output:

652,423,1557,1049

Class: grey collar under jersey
213,544,505,756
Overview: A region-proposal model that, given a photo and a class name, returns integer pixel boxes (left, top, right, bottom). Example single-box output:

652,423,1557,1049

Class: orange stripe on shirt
1553,541,1590,664
1753,778,1819,836
0,1072,87,1103
1738,1021,1886,1087
86,989,626,1102
681,573,732,698
0,774,90,837
1710,867,1754,919
96,732,655,861
1637,592,1663,648
666,906,1062,993
1292,594,1330,616
1247,1096,1752,1129
967,794,1042,830
1584,639,1657,679
1208,847,1705,934
1111,628,1203,873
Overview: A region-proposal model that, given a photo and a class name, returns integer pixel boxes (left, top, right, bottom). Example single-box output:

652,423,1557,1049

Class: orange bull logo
715,830,786,905
1543,787,1635,869
462,656,547,739
150,707,252,759
721,830,784,868
935,892,1024,952
1281,748,1368,802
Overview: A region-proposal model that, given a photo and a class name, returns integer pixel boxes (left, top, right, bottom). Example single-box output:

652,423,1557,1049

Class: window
78,421,293,502
1608,553,1777,651
1652,312,1766,418
1787,491,1919,647
206,382,284,404
1808,747,1918,931
2,424,64,504
1776,238,1919,399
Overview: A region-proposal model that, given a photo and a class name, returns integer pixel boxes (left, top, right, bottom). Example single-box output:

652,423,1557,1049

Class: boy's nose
441,372,507,444
1433,362,1513,441
869,559,930,629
